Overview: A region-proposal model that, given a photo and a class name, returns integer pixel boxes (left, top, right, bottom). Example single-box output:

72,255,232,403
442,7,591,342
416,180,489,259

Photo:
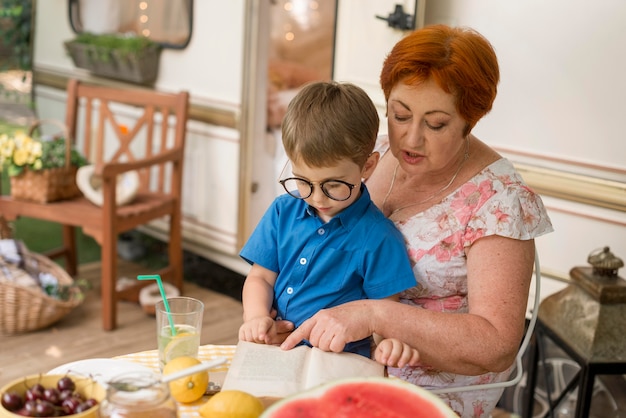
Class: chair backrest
64,79,189,195
430,251,542,395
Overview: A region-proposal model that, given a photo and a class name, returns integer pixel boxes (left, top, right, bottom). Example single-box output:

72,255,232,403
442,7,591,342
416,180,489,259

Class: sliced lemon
164,331,199,363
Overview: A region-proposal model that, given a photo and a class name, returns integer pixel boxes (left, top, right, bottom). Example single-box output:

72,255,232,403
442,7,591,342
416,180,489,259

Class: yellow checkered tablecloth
115,344,237,418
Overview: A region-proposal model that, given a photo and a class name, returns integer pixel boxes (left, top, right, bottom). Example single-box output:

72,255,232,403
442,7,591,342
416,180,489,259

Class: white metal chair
430,251,542,395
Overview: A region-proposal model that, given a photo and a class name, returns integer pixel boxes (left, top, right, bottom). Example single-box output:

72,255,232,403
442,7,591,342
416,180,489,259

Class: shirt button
286,287,294,294
300,258,307,265
276,316,283,321
317,228,325,235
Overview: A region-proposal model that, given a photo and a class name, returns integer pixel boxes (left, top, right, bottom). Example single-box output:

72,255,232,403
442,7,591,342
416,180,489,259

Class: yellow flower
0,129,86,176
0,138,15,159
31,141,43,158
13,131,28,145
12,148,29,166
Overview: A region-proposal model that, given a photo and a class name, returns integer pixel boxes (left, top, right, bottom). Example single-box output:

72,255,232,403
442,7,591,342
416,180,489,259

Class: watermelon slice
260,377,457,418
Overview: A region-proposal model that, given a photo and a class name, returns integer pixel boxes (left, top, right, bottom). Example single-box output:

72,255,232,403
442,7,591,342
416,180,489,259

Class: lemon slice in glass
163,329,199,363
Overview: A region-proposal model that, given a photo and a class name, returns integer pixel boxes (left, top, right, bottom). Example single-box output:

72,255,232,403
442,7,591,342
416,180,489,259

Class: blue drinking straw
137,274,177,336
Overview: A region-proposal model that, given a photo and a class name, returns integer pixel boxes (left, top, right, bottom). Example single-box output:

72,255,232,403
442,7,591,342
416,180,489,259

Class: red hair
380,24,499,134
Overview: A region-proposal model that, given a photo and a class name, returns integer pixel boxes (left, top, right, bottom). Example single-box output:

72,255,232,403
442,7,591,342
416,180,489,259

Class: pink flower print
451,180,495,224
472,399,487,417
409,247,427,262
431,231,464,262
463,227,485,246
523,210,539,228
436,210,454,230
493,205,510,225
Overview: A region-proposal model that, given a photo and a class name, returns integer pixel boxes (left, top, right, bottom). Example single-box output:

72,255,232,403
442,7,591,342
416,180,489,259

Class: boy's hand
374,338,420,368
239,316,277,344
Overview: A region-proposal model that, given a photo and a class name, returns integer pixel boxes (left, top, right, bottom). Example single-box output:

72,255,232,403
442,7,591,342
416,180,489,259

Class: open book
221,340,385,398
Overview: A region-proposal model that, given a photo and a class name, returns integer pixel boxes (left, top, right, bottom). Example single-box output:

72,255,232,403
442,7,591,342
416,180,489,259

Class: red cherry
1,391,24,411
56,378,75,393
61,397,81,415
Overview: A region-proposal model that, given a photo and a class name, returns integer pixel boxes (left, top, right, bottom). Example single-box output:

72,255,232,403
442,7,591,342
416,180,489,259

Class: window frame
67,0,194,50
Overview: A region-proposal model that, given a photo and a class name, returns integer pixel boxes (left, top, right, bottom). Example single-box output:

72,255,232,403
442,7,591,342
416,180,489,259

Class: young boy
239,81,418,367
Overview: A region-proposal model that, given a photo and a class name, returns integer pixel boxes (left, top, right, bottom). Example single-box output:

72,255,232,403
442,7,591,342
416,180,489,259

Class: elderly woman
280,25,554,417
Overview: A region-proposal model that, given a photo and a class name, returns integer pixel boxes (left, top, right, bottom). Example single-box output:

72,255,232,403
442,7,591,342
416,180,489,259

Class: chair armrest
94,149,184,178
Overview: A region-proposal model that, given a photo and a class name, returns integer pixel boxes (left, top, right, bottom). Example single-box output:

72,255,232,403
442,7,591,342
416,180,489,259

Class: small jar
99,372,177,418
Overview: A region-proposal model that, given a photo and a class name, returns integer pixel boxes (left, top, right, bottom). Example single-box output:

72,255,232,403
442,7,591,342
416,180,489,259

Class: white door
333,0,426,130
244,0,425,249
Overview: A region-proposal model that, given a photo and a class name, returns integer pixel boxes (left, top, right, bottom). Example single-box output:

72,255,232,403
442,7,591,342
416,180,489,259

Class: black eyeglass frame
278,177,357,201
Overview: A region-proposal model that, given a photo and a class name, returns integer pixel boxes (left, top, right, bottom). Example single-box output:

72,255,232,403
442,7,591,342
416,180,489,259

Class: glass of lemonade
155,297,204,371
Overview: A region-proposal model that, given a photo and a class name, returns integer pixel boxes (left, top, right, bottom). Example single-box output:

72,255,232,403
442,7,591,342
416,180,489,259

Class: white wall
34,0,246,107
427,0,626,174
333,0,626,285
422,1,626,280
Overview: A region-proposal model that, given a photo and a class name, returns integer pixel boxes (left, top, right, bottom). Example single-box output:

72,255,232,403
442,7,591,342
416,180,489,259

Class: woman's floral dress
377,140,554,417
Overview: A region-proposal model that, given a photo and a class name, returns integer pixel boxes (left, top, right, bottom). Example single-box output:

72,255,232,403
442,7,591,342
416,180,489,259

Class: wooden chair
0,79,190,330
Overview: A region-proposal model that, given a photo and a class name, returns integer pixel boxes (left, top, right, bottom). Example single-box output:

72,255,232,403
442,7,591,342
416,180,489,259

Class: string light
139,1,150,37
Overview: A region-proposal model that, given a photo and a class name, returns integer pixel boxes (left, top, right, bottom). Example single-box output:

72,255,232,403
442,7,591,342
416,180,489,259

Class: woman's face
387,78,468,177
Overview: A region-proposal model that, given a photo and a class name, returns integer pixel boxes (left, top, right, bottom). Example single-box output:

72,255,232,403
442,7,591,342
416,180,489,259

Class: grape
56,378,75,393
1,391,24,411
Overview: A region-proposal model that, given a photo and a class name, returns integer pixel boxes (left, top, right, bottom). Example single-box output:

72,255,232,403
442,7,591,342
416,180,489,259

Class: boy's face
290,158,365,222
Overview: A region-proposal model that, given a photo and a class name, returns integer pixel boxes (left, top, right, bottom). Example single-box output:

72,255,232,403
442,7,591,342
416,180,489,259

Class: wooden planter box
64,41,161,85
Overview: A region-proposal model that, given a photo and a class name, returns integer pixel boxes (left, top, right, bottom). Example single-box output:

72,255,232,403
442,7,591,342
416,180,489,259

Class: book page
221,341,312,398
304,347,384,389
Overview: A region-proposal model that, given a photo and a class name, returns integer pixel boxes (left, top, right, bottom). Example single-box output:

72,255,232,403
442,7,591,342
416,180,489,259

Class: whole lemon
162,356,209,403
199,390,264,418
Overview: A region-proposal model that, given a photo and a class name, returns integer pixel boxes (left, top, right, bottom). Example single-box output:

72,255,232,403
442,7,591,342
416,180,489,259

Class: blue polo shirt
240,185,416,357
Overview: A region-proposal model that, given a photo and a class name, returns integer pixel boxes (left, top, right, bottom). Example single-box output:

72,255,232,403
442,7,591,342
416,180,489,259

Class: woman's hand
281,301,375,352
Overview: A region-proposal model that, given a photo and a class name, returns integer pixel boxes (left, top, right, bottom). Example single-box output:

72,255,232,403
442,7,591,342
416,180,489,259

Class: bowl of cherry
0,374,105,418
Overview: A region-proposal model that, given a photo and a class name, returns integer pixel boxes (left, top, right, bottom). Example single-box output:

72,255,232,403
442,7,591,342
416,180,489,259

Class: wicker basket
9,119,82,203
0,248,84,335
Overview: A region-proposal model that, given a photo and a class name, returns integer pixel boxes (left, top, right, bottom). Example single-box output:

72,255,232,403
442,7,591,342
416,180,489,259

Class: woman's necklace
383,138,470,217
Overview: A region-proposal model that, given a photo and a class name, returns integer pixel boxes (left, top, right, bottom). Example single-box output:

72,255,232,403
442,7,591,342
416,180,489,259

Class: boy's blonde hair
281,81,379,168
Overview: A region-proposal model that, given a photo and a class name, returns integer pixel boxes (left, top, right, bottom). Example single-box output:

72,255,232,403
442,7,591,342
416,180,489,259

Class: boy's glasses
279,177,356,201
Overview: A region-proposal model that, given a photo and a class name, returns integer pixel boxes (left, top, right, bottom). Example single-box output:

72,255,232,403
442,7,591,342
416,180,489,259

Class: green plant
0,130,88,177
0,0,33,71
71,33,160,63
